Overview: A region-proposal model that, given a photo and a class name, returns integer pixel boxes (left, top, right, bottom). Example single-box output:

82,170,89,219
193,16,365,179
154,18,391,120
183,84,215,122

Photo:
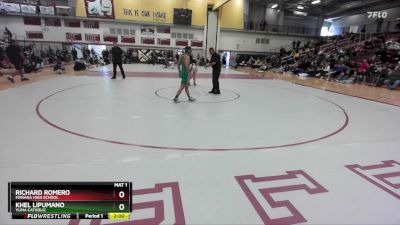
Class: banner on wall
141,37,155,45
0,2,5,13
56,6,72,16
141,25,155,36
76,0,209,26
121,7,167,23
4,3,21,13
85,0,115,19
40,6,55,15
76,0,242,28
20,4,36,14
121,36,135,44
349,26,359,33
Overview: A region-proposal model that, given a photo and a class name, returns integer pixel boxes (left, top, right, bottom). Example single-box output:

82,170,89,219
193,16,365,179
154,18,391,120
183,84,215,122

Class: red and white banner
176,39,188,46
141,25,155,36
103,35,118,43
141,37,155,45
159,38,171,46
121,36,135,44
191,40,203,47
85,34,100,42
26,31,44,39
66,33,82,41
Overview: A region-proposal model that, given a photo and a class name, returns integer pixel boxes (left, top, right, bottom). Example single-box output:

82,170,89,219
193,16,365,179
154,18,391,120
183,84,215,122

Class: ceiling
250,0,400,18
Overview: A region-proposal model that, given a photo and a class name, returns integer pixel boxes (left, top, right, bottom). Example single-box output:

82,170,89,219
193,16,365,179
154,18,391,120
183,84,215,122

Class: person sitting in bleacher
373,64,390,87
53,60,66,74
292,50,300,61
336,61,358,84
297,59,311,75
253,58,262,69
259,58,271,71
384,63,400,90
346,61,358,75
247,56,255,67
364,62,381,85
0,46,13,77
315,62,330,78
329,63,347,81
354,45,366,55
356,59,370,84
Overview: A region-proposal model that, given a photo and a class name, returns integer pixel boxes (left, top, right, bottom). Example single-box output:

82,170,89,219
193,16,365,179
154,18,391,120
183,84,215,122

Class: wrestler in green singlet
173,46,195,103
180,56,189,84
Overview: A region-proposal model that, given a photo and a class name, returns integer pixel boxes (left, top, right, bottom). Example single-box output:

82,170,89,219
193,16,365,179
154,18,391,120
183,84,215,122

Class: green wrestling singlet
180,56,189,84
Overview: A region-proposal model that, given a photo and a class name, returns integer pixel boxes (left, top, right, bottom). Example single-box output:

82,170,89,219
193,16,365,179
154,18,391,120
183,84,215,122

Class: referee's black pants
112,60,125,78
212,68,221,92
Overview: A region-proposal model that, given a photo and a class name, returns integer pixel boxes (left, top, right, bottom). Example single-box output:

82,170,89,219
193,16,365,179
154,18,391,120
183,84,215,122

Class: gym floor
0,63,399,225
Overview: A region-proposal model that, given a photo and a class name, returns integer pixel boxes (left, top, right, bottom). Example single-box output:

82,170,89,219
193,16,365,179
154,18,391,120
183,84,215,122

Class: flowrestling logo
367,11,388,19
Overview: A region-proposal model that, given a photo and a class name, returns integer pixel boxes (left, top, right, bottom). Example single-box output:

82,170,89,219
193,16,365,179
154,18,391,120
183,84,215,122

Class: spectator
361,26,366,34
91,48,96,59
56,48,62,61
384,64,400,90
319,62,330,78
85,48,91,61
249,20,254,30
5,40,29,83
4,27,12,43
71,47,78,61
150,51,157,65
189,53,198,85
374,64,390,86
293,50,300,61
62,48,69,61
124,49,133,64
0,45,4,64
102,48,110,64
36,0,41,15
30,43,42,70
175,53,180,65
357,59,370,83
53,60,66,74
41,50,48,64
82,47,88,60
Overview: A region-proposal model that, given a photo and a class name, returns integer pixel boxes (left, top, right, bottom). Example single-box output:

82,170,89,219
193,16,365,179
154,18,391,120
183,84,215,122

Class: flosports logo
367,11,388,19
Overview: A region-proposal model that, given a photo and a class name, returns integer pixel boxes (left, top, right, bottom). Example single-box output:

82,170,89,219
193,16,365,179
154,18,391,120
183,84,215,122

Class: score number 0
118,191,126,211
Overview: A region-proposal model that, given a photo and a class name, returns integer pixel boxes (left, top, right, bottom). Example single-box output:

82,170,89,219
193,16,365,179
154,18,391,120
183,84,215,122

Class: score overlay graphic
68,181,186,225
8,182,132,219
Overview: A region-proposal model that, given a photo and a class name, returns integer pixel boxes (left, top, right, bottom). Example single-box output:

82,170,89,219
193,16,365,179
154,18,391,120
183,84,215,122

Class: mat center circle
155,86,240,103
36,80,348,151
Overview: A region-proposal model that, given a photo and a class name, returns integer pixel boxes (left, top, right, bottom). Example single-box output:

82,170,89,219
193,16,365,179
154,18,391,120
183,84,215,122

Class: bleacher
239,31,400,90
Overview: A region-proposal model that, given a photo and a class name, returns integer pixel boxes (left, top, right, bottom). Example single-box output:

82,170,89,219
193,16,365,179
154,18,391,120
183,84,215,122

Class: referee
110,42,125,79
207,48,221,94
